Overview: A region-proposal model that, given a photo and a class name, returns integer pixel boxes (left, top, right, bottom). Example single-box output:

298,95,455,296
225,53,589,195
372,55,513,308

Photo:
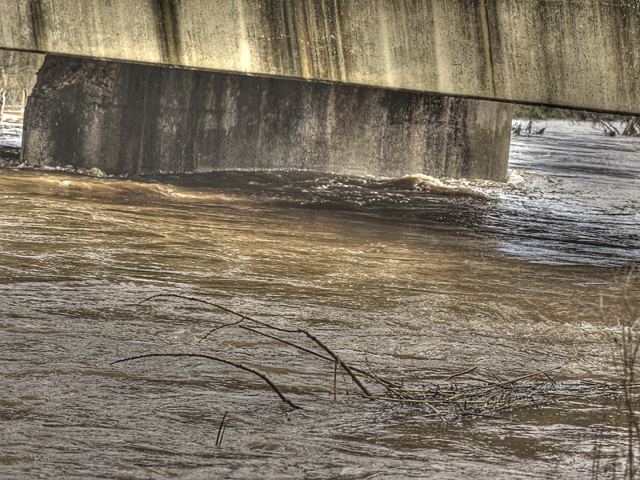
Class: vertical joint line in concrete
479,0,496,98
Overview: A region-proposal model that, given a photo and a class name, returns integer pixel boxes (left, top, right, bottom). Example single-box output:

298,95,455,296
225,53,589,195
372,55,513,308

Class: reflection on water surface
0,114,639,478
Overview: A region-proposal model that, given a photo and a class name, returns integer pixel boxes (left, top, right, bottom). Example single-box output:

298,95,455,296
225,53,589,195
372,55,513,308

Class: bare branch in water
141,293,375,396
303,331,371,397
111,353,300,409
123,293,637,425
198,318,244,343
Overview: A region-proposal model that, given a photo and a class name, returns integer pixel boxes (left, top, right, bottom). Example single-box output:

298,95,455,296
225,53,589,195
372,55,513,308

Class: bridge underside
1,0,639,116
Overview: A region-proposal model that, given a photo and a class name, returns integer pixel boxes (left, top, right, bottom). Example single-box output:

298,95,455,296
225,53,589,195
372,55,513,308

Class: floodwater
1,109,639,479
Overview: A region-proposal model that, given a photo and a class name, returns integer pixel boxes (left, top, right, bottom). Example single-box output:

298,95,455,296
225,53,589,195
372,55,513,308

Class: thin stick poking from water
338,360,350,397
334,361,338,401
303,331,371,397
216,412,228,447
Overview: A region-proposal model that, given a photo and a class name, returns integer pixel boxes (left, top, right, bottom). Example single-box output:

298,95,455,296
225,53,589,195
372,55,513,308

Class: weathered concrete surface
0,49,43,106
22,55,512,180
1,0,639,115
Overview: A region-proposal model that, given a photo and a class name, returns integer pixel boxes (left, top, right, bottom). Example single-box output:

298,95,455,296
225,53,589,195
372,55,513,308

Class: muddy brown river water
1,110,639,478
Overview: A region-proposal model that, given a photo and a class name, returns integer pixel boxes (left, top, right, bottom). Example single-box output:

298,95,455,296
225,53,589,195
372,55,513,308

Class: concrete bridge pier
22,55,513,181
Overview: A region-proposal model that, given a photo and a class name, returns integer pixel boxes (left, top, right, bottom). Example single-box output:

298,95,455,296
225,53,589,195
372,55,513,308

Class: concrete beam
1,0,639,115
22,55,512,181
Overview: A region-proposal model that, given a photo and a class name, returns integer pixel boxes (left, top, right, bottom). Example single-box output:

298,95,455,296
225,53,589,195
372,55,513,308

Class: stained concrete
22,55,512,180
1,0,639,115
0,49,43,106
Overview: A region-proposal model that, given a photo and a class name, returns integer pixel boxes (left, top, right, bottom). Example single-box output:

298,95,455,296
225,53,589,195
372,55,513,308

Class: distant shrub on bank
513,105,639,136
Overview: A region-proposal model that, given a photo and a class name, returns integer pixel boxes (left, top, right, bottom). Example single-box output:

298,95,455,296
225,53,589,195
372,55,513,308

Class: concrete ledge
1,0,639,115
22,56,512,181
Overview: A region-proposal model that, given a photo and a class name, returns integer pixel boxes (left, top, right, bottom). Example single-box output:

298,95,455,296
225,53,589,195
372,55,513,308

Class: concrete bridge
1,0,638,180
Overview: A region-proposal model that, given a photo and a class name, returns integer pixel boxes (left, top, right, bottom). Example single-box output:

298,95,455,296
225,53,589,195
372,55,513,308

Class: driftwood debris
367,370,636,421
511,120,545,136
112,294,637,421
588,113,640,137
589,113,620,136
622,117,640,136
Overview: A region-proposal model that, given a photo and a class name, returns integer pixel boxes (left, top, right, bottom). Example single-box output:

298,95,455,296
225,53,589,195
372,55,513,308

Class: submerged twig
494,367,561,387
443,366,478,382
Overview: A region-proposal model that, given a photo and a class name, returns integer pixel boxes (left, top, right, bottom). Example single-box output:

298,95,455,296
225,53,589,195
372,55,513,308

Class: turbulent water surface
1,110,640,479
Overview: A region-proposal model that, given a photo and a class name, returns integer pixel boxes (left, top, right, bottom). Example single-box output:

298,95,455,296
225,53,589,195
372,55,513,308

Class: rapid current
1,108,639,479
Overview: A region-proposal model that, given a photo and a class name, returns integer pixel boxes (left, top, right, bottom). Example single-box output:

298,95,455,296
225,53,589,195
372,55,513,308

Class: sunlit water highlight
1,110,639,478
